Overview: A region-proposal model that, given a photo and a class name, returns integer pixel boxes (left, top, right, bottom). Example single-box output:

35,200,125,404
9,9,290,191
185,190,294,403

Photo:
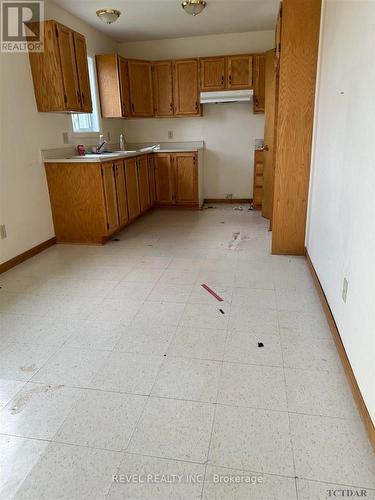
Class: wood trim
0,238,56,274
204,198,253,204
306,250,375,452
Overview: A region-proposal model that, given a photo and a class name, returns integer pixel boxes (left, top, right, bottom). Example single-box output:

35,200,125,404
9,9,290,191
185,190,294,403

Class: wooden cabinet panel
173,59,200,116
137,157,151,212
118,56,130,117
154,154,174,204
174,153,198,205
152,61,174,117
253,150,264,208
128,60,154,117
227,55,253,89
125,158,141,220
115,160,129,226
73,32,92,113
101,163,119,232
200,57,226,91
148,156,156,206
96,54,123,118
56,23,81,111
253,54,266,114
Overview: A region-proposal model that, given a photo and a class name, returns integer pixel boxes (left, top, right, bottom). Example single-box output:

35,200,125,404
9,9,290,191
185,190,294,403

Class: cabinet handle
170,103,173,111
229,74,232,84
221,75,224,84
81,92,85,105
76,90,81,103
131,103,135,113
195,101,198,110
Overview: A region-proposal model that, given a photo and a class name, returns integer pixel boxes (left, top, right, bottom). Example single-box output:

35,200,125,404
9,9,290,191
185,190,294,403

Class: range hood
200,89,253,104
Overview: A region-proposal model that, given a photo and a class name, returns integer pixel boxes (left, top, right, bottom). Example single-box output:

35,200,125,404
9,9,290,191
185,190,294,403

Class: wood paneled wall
272,0,322,255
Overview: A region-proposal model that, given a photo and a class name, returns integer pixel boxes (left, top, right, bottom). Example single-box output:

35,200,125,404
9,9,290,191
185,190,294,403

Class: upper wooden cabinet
253,54,266,113
173,59,201,116
28,21,92,113
152,61,174,117
227,55,253,89
96,54,130,118
200,57,226,91
128,60,154,117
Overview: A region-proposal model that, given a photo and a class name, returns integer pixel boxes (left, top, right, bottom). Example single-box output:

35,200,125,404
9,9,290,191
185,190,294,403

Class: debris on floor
112,238,121,242
204,205,216,209
233,206,244,211
248,203,254,211
219,308,225,314
20,364,37,373
228,232,241,250
201,283,224,302
258,342,264,348
10,385,64,414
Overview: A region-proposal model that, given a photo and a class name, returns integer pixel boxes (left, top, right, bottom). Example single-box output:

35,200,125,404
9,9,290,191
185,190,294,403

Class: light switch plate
168,130,173,139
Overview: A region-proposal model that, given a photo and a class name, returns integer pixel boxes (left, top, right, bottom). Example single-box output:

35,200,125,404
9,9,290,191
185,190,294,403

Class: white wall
125,104,264,199
306,0,375,423
0,0,123,264
118,30,273,200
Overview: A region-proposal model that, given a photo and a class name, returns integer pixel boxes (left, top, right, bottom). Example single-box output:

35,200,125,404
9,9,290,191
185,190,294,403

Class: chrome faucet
96,134,107,153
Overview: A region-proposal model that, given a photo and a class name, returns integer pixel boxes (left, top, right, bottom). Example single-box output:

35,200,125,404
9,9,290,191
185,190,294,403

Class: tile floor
0,205,374,500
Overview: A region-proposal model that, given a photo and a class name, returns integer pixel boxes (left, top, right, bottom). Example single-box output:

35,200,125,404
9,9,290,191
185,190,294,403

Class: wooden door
56,23,81,111
275,5,282,70
125,158,141,220
173,59,200,116
148,156,156,206
200,57,226,91
174,153,198,205
227,55,253,89
253,150,264,208
137,157,151,212
253,54,266,113
128,60,154,117
118,56,130,117
73,32,92,112
262,49,277,220
152,61,174,117
101,163,119,232
114,160,129,226
154,154,174,204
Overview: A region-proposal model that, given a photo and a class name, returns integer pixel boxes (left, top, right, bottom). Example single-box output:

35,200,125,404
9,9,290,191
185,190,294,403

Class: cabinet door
253,54,266,113
101,163,119,232
227,55,253,89
95,54,122,118
128,60,154,117
152,61,174,117
56,23,81,111
148,156,156,206
137,157,151,212
154,154,174,204
73,32,92,113
174,153,198,205
173,59,200,116
118,56,130,117
115,161,129,226
200,57,226,91
125,158,141,220
253,150,264,208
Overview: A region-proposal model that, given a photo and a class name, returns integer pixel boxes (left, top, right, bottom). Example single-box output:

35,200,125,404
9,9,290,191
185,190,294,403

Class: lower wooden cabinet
148,155,156,205
114,160,129,226
154,152,198,207
137,157,151,212
253,149,264,208
125,158,141,221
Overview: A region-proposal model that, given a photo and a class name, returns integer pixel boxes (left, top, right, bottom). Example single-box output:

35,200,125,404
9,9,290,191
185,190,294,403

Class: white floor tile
278,309,332,341
54,389,147,451
64,321,124,351
225,330,283,366
108,453,205,500
188,283,233,305
114,324,176,355
218,363,288,411
0,379,26,407
147,283,193,303
152,357,222,403
128,397,215,463
228,307,279,334
209,405,294,475
282,337,342,372
14,442,121,500
89,351,163,395
296,479,375,499
90,298,143,325
167,326,227,361
231,287,277,309
276,288,322,314
180,303,229,330
104,281,154,301
132,301,186,327
290,413,375,487
0,343,57,381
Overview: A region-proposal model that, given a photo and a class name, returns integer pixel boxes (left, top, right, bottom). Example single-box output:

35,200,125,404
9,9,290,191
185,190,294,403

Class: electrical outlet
168,130,173,139
226,194,233,200
0,225,7,239
62,132,69,144
342,278,348,303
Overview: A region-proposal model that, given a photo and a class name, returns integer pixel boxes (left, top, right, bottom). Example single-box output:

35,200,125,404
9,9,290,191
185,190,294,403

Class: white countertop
42,142,204,164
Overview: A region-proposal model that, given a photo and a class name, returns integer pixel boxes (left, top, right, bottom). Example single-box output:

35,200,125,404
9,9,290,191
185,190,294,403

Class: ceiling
51,0,279,42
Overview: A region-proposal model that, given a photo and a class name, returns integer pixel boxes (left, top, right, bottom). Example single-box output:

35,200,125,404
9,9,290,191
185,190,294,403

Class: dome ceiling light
181,0,207,16
96,8,121,24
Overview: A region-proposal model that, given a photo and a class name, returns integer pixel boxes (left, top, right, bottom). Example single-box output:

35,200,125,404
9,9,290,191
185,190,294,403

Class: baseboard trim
204,198,253,204
0,237,56,274
306,250,375,452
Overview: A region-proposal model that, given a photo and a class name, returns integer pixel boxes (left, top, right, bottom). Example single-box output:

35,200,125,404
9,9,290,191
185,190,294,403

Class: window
71,56,100,133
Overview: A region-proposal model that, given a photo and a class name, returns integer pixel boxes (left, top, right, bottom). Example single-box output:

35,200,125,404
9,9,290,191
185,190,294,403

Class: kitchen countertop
42,141,205,164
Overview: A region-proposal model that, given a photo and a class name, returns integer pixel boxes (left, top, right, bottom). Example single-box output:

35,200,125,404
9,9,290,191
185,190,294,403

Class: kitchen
1,1,374,498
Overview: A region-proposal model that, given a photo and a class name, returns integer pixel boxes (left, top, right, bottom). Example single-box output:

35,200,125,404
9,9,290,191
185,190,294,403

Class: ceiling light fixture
181,0,207,16
96,8,121,24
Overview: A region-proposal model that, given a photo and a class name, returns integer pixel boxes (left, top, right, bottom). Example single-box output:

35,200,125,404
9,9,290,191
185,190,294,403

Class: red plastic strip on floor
201,283,224,302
